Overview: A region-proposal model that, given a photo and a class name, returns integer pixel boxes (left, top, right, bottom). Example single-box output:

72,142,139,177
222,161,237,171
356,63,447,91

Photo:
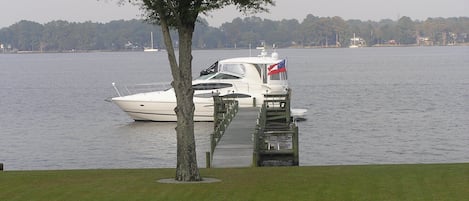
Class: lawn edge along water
1,163,468,201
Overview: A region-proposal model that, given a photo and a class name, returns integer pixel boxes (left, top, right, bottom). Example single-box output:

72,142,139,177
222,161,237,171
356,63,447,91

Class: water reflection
107,121,212,169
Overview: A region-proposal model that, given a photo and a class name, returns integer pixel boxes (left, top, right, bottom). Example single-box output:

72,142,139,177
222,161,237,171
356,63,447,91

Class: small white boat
349,33,366,48
143,32,159,52
112,49,306,121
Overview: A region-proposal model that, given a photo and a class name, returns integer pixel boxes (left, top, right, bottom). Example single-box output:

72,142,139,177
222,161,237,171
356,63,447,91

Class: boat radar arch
258,47,268,57
271,52,279,59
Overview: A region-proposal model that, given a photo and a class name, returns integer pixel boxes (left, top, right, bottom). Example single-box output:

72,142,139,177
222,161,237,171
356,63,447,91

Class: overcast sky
1,0,468,28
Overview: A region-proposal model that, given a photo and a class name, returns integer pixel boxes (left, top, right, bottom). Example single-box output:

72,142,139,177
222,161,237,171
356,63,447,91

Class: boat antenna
257,41,267,57
271,44,279,59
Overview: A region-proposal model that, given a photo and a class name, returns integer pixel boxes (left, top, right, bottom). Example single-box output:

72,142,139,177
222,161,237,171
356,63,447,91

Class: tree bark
158,15,201,181
174,25,201,181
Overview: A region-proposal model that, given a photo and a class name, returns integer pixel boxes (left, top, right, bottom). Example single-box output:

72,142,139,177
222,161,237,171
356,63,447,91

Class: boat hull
112,99,214,121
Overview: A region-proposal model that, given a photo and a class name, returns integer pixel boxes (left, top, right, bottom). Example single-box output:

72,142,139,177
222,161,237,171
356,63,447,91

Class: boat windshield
219,63,245,75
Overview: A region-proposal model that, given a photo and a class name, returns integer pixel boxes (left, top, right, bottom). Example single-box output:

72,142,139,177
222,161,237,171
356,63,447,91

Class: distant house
387,40,397,45
417,37,433,46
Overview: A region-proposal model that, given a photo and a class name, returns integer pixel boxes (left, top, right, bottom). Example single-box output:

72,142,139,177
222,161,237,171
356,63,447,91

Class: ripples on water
291,47,469,165
0,47,468,170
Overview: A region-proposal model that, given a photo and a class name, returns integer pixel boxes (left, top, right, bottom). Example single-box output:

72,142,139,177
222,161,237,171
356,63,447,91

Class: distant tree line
0,15,468,52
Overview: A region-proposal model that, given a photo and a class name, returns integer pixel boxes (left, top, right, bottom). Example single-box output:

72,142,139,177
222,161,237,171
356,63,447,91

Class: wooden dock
208,90,299,168
211,108,259,168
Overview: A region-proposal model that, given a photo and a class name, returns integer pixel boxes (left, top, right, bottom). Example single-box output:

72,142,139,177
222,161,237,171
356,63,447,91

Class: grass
1,163,468,201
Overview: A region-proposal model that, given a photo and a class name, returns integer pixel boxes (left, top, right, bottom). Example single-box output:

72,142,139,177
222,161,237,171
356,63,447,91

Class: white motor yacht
111,49,303,121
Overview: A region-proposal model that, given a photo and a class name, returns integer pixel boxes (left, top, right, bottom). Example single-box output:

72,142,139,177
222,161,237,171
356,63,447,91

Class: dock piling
254,89,299,166
206,152,211,168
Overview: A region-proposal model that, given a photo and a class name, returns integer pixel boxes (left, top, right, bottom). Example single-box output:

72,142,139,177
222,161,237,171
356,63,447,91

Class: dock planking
210,90,299,168
211,107,259,168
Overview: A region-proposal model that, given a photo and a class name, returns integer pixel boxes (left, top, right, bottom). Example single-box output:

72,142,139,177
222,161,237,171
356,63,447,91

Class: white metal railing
112,82,172,97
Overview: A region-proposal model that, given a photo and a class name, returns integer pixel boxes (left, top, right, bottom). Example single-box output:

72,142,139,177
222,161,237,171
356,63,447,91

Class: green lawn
1,163,468,201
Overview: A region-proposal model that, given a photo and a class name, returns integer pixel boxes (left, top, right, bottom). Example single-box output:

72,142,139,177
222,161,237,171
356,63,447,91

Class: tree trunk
138,0,274,182
148,0,203,182
159,17,201,181
174,25,201,181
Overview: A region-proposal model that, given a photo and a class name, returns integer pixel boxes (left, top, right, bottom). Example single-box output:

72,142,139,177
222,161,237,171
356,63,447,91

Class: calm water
1,47,468,170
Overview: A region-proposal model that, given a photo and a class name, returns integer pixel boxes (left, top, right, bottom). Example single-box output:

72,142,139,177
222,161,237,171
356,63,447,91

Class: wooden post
210,133,216,153
213,95,220,130
293,125,299,166
252,126,259,167
252,97,256,107
286,89,291,123
252,152,258,167
206,152,211,168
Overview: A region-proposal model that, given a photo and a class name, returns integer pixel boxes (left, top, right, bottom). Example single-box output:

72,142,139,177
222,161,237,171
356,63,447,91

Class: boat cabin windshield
218,63,246,76
199,62,246,77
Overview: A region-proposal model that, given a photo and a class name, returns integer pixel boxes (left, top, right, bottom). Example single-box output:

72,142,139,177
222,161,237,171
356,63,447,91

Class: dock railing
111,82,171,97
253,89,299,166
208,95,239,167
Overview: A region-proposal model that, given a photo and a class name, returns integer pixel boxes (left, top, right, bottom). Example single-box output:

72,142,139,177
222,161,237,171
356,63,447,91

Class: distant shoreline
2,43,468,54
